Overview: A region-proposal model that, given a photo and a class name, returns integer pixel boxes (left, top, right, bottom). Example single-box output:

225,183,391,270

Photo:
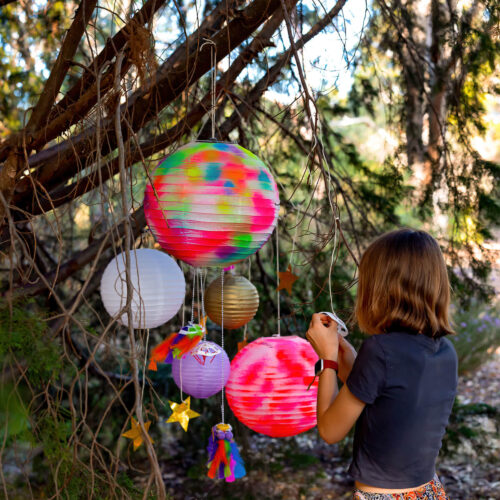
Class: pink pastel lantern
225,336,318,437
171,341,230,399
143,142,279,267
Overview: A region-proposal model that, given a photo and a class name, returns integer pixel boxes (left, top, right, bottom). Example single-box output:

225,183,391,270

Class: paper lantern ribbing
172,341,230,399
205,275,259,329
143,142,280,267
100,248,185,329
225,336,318,437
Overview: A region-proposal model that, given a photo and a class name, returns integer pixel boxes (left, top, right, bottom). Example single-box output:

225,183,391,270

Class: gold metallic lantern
205,275,259,329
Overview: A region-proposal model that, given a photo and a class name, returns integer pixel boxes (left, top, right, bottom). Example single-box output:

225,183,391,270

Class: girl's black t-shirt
346,331,458,488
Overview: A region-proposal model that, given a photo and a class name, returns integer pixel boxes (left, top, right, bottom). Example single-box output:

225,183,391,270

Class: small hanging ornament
276,264,299,295
206,423,246,482
121,417,153,451
148,318,206,370
166,396,200,432
205,274,259,329
171,341,230,399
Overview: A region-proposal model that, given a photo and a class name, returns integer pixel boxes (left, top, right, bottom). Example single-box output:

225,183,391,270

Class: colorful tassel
148,319,206,370
207,423,246,482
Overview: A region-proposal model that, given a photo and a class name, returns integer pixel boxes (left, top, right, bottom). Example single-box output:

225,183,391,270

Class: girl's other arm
338,335,357,383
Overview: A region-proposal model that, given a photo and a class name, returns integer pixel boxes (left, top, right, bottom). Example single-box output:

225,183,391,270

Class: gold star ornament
122,417,153,451
166,396,200,432
276,265,299,295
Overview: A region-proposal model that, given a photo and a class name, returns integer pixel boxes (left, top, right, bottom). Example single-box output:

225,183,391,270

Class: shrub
449,299,500,375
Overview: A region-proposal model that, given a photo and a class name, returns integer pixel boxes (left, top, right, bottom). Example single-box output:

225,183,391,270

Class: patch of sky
152,0,373,103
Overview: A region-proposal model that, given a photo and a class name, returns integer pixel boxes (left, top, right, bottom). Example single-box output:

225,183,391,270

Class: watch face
314,359,323,376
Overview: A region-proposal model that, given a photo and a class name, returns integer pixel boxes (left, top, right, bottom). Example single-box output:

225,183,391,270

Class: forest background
0,0,499,498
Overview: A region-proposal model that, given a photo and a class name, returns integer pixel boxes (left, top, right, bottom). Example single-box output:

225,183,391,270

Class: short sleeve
346,336,386,404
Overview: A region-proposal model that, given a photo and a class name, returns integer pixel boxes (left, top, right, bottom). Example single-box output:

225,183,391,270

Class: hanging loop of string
200,38,217,140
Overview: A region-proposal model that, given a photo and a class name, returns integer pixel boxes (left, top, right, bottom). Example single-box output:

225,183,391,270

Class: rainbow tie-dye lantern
143,142,279,267
225,336,319,438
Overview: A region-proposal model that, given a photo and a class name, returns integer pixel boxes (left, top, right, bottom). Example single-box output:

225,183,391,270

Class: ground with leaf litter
157,352,499,500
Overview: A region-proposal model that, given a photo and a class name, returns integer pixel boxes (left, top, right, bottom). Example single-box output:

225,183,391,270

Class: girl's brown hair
355,229,455,337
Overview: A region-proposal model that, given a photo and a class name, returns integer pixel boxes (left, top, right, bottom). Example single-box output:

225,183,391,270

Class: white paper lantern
100,248,185,329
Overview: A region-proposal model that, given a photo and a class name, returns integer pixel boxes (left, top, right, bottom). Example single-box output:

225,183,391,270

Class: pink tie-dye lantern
171,341,230,399
225,336,319,437
143,142,279,267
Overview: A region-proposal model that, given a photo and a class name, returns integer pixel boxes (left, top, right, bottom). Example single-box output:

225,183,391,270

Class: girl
306,229,457,500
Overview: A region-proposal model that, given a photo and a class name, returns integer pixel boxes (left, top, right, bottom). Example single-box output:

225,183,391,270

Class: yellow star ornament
276,265,299,294
166,397,200,432
122,417,153,451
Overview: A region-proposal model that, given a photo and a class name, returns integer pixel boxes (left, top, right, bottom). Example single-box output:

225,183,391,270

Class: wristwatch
307,359,338,390
316,359,338,373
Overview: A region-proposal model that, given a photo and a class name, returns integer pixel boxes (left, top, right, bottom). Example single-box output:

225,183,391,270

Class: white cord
200,38,217,139
276,225,281,337
180,356,183,402
220,268,225,423
191,268,196,323
243,257,251,342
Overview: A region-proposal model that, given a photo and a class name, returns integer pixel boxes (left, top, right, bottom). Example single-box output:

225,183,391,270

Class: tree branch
23,1,292,215
26,0,98,133
14,0,284,207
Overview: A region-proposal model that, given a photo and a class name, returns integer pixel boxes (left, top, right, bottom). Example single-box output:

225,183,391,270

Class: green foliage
449,299,500,374
0,383,30,442
0,299,62,383
441,399,498,457
285,450,319,469
346,0,500,303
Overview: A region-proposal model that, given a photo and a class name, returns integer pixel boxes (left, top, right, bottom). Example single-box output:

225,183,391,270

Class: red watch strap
323,359,338,372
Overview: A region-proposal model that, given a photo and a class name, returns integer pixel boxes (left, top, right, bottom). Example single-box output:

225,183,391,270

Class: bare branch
26,0,98,133
14,0,284,207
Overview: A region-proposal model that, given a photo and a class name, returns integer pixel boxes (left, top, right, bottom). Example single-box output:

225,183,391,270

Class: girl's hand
337,335,357,383
306,313,339,360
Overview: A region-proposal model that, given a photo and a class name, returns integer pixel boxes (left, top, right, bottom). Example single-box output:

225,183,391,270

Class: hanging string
201,269,207,340
210,42,217,139
276,224,281,337
220,268,225,424
196,267,202,322
289,211,300,269
182,296,186,327
200,38,217,140
201,269,207,317
328,217,340,313
191,268,196,323
180,356,184,402
243,257,251,342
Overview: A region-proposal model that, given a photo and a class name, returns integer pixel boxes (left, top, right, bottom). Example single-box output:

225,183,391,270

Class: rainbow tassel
207,423,246,482
148,320,206,370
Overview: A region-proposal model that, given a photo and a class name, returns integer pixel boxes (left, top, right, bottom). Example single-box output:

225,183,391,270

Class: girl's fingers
338,333,345,352
311,313,323,326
